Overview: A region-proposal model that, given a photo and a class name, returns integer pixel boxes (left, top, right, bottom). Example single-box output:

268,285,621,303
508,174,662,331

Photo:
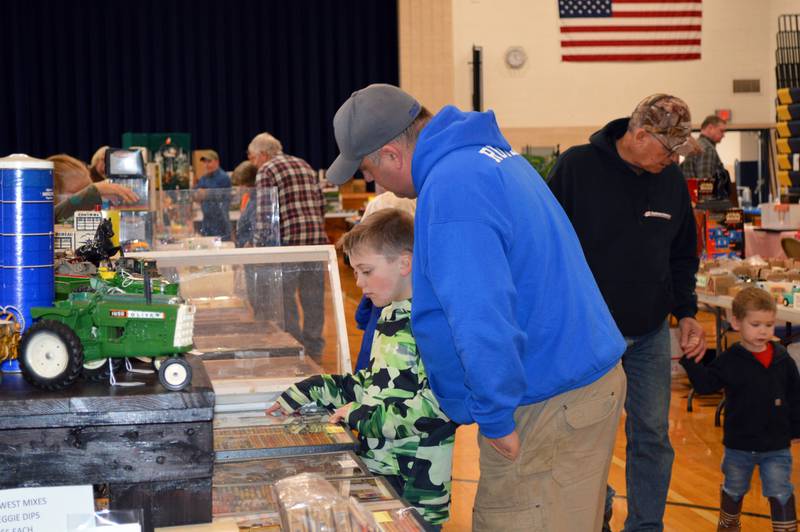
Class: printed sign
0,485,93,532
109,310,165,320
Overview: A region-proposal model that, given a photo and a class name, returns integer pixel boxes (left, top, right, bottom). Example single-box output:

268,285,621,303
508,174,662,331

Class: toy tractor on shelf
99,257,179,296
18,286,196,392
55,257,179,300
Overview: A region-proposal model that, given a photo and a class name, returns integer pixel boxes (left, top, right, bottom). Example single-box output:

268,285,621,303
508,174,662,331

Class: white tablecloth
744,224,798,258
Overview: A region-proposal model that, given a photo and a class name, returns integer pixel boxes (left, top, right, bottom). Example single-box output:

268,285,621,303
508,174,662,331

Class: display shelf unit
214,422,357,461
129,245,351,411
0,355,214,532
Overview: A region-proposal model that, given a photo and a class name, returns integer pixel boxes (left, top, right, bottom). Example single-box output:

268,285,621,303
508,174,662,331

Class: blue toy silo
0,154,54,351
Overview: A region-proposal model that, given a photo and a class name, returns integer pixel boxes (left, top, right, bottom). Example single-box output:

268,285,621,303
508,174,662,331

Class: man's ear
633,128,649,145
398,252,412,276
379,144,404,170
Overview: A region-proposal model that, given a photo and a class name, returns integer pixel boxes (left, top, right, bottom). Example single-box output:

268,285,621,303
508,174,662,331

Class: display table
698,292,800,354
0,355,215,532
698,292,800,324
744,224,797,258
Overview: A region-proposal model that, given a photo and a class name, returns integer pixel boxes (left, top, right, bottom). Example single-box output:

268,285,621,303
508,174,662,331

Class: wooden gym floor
333,256,800,531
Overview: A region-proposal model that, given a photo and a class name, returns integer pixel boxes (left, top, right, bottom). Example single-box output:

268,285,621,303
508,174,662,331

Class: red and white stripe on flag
559,0,702,62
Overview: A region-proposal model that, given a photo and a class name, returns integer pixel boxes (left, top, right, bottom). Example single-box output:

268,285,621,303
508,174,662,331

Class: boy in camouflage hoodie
267,209,457,526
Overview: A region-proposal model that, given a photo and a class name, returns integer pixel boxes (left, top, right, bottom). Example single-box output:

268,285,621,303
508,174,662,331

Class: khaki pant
473,362,626,532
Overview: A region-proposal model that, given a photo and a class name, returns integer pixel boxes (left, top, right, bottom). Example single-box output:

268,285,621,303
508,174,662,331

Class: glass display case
128,245,351,410
150,186,278,248
57,184,275,255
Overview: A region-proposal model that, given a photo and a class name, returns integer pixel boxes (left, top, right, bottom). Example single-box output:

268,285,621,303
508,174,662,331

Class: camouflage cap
630,94,700,157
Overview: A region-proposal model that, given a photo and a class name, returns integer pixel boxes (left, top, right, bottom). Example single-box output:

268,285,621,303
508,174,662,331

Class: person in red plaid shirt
248,132,329,359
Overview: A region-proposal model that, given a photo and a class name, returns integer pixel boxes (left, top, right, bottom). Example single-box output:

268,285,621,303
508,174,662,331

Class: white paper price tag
95,525,140,531
0,485,93,532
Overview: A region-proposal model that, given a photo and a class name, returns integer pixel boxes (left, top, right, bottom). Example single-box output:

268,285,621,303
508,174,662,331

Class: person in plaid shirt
680,115,727,181
248,132,329,359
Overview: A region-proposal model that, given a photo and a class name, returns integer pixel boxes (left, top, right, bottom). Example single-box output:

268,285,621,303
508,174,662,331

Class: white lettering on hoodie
478,146,518,163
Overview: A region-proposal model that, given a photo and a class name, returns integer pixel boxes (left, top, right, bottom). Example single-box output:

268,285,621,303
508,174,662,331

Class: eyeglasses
648,131,687,157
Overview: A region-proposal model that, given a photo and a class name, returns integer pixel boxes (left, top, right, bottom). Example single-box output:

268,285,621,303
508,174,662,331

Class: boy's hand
679,317,707,361
266,402,289,416
488,431,521,461
329,403,352,424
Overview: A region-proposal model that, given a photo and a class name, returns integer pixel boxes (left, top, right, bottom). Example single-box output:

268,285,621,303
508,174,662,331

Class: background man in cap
548,94,707,532
681,115,730,200
327,83,627,531
248,132,328,359
195,149,232,239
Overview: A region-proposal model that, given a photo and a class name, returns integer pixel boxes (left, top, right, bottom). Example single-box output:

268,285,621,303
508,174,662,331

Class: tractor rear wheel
19,320,84,391
158,357,192,391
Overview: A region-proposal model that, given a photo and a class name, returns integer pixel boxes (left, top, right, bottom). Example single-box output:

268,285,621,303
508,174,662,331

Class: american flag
558,0,702,62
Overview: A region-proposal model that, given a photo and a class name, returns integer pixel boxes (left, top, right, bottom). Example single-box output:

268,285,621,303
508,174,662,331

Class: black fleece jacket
548,118,699,336
680,342,800,452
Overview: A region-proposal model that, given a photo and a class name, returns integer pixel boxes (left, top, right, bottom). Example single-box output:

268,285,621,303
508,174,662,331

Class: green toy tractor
101,257,179,296
18,289,196,392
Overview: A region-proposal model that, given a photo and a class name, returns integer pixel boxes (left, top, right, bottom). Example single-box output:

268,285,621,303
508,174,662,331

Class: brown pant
473,362,626,531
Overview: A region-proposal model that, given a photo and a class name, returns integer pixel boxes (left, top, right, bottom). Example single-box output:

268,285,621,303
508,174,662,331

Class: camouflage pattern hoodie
277,298,457,525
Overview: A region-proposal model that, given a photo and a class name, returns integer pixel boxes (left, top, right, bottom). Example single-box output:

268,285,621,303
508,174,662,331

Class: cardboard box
759,202,800,230
697,272,738,295
697,208,744,259
731,265,756,279
728,284,746,297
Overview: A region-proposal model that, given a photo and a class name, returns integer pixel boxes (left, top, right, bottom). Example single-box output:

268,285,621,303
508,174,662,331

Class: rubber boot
601,485,614,532
769,493,797,532
718,487,742,532
601,505,613,532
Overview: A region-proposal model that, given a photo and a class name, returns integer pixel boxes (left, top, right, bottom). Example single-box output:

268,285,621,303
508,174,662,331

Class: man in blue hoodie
327,84,627,531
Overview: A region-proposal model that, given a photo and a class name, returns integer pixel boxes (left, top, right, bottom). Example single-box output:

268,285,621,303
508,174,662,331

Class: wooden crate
0,355,214,531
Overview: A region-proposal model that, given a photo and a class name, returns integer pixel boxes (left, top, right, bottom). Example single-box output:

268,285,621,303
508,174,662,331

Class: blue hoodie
410,106,625,438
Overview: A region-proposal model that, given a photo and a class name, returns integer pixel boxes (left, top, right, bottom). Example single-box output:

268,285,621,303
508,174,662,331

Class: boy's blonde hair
338,208,413,259
732,286,776,320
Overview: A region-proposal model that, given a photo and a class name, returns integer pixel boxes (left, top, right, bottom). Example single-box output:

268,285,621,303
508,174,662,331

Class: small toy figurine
0,310,22,373
0,319,21,365
75,218,122,267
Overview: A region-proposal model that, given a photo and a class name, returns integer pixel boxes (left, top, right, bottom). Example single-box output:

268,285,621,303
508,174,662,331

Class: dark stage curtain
0,0,398,171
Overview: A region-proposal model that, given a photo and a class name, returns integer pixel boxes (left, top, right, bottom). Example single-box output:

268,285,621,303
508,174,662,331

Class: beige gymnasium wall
398,0,455,113
399,0,799,153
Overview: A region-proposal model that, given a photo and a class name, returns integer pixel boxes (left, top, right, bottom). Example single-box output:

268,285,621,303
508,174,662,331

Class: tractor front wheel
19,320,84,391
158,357,192,391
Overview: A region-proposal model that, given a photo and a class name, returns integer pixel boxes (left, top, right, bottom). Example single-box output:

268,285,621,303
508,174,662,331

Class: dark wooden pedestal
0,355,214,531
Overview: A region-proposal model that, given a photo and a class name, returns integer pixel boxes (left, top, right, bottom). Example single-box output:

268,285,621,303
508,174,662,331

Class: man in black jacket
548,94,706,532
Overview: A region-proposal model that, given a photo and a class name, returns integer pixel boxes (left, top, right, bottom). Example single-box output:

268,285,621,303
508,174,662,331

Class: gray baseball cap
327,84,421,185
